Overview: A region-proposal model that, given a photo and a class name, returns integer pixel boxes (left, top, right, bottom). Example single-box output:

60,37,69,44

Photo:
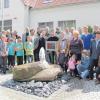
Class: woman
0,35,8,74
68,30,83,76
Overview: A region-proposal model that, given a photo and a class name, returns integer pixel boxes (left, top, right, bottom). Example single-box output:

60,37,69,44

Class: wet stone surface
1,74,70,98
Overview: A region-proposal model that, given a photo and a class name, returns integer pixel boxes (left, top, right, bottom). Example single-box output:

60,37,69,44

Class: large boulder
13,62,63,82
32,66,62,81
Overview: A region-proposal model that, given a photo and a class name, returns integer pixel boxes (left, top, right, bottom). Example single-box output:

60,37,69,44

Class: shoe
78,76,82,80
88,78,93,81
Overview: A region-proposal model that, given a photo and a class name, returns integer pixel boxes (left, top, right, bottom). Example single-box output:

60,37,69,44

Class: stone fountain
13,47,63,82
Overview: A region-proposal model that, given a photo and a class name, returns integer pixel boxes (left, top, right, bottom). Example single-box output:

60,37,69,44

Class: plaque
46,41,58,51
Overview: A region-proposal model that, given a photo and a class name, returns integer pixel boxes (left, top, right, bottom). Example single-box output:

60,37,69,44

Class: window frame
38,21,54,32
0,20,12,31
58,20,76,31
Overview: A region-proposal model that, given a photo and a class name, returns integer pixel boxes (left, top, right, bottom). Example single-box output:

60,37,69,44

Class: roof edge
30,0,100,10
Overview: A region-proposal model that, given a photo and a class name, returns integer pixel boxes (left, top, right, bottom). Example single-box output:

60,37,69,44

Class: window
4,0,9,8
4,20,12,31
43,0,53,4
38,22,53,32
58,20,76,31
0,20,12,32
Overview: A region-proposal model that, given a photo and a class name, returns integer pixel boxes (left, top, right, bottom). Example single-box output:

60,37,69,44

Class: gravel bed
1,74,70,97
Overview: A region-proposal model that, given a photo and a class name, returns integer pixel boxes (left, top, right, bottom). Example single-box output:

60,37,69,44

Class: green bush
88,25,93,33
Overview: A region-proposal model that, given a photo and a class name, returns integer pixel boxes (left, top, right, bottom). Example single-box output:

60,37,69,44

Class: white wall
0,0,25,34
30,1,100,30
1,1,100,34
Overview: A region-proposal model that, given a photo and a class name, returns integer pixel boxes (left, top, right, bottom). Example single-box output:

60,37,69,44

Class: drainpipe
1,0,4,31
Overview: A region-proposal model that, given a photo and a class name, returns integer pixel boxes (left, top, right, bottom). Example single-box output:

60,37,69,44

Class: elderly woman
68,30,83,76
69,30,83,60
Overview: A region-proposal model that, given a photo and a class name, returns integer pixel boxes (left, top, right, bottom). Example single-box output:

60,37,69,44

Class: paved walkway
0,74,100,100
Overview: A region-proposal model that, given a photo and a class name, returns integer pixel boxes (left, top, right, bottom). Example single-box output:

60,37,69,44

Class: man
81,26,94,50
45,27,50,38
34,30,46,61
64,28,70,40
69,27,75,40
89,31,100,80
93,25,99,34
55,27,61,39
47,30,59,64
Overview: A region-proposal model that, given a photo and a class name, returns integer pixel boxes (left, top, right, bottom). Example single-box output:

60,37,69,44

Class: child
15,37,24,65
7,38,15,68
77,50,90,79
67,54,76,76
24,36,34,63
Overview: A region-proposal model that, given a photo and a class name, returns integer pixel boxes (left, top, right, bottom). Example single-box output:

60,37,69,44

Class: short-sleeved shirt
16,43,24,56
7,42,15,55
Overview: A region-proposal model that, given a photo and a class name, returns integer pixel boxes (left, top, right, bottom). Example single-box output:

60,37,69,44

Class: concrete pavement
0,74,100,100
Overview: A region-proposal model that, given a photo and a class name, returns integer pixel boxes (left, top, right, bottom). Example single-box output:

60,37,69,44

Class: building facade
30,0,100,31
0,0,100,33
0,0,27,34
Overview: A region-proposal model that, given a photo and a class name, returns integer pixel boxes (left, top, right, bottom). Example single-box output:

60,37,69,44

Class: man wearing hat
89,31,100,80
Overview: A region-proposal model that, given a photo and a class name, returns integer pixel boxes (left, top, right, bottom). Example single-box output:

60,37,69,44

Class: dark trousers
0,56,7,73
24,50,27,64
89,59,98,79
49,51,57,64
74,65,79,76
58,53,68,73
34,51,39,62
76,53,81,61
17,56,23,65
95,67,100,81
8,55,15,67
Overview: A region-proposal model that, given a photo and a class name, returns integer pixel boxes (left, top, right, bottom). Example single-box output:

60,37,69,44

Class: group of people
0,25,100,84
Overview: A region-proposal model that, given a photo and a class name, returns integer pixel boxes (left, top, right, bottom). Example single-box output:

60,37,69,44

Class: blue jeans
77,64,89,79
